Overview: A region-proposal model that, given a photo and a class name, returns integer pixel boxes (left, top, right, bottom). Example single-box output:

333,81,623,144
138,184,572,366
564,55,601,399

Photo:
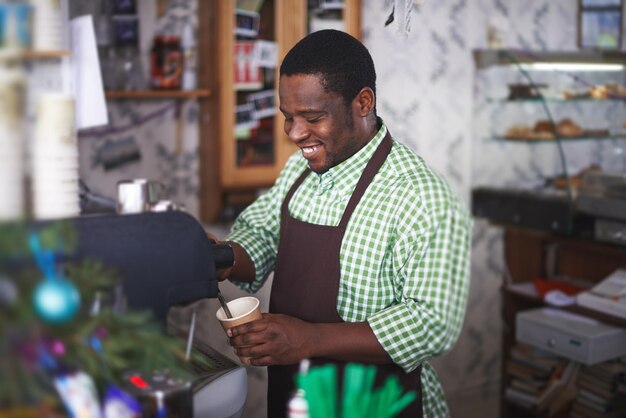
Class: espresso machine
66,210,247,418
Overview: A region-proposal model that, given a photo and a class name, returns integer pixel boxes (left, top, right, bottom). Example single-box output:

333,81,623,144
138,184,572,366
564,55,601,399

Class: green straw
389,391,417,417
302,362,417,418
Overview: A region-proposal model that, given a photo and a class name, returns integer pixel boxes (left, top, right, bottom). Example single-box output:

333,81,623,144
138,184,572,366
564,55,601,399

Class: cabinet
199,0,361,222
471,49,626,236
501,227,626,418
471,49,626,417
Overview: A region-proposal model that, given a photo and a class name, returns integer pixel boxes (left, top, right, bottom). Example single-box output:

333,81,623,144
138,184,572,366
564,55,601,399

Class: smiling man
214,29,471,418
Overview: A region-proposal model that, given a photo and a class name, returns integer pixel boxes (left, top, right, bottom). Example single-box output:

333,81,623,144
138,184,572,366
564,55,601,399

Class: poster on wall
578,0,623,49
248,90,276,119
234,41,263,90
235,103,257,129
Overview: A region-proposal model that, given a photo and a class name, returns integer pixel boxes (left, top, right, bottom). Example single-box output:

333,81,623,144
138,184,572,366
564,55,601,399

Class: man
214,29,471,418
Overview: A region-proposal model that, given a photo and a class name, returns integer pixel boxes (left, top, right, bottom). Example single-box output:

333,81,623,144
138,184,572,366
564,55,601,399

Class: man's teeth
302,145,319,155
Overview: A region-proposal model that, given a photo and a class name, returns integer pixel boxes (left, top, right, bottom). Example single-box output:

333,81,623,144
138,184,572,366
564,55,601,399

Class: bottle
287,389,309,418
287,359,310,418
181,23,197,90
151,35,183,89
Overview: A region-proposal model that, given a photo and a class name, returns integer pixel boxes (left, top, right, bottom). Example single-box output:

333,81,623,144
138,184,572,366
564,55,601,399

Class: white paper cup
32,176,79,187
33,202,80,220
0,185,24,220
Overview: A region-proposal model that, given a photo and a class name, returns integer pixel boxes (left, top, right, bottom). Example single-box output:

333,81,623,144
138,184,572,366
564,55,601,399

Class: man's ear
355,87,375,117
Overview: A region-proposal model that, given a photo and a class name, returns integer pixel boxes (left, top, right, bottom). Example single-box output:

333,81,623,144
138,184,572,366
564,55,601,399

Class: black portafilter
211,242,235,319
211,243,235,270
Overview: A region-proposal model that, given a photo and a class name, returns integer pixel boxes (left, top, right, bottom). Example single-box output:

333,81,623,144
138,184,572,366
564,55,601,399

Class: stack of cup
31,0,64,51
0,64,25,221
32,93,80,220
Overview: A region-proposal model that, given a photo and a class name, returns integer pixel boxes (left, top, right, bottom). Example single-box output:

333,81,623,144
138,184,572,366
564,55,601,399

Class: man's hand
206,232,255,283
226,314,393,366
227,313,314,366
207,232,232,281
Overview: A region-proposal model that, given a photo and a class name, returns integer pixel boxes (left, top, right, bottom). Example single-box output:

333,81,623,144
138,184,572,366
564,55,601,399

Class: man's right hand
207,232,231,281
207,232,256,283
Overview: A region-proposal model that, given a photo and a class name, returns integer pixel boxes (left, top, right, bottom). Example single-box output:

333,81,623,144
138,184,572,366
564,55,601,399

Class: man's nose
288,119,308,143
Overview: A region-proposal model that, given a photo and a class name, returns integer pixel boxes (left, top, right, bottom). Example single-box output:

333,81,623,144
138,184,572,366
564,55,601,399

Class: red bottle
151,35,183,89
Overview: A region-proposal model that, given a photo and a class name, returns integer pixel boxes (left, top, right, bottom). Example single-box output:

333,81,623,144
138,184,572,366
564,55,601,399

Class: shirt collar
314,120,388,198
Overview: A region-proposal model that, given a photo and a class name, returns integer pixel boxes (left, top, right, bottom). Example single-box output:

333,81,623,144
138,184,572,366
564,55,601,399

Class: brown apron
268,132,423,418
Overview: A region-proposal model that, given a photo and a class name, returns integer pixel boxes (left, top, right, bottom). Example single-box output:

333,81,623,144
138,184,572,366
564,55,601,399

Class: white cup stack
31,0,64,51
0,65,25,221
32,93,80,220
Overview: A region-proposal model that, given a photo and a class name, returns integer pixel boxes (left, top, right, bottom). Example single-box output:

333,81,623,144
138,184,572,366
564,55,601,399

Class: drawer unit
516,307,626,365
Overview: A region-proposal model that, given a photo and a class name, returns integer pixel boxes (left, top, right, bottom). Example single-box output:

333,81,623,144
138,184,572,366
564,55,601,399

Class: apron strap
281,132,393,230
281,168,310,221
339,132,393,229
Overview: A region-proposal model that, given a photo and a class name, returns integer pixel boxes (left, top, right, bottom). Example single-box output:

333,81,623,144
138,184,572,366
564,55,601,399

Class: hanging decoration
384,0,423,36
29,233,81,324
0,221,212,415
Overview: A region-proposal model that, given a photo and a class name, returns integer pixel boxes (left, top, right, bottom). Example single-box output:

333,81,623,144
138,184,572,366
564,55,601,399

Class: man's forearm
308,322,393,363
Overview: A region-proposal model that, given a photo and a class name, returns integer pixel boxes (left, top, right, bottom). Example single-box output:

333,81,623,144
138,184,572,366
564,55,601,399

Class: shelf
22,50,70,59
503,398,570,418
487,97,626,103
506,284,626,328
493,135,626,143
474,49,626,70
105,89,212,100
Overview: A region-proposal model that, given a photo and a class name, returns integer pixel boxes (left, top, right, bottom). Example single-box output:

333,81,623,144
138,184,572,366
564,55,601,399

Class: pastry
556,118,582,137
534,119,555,133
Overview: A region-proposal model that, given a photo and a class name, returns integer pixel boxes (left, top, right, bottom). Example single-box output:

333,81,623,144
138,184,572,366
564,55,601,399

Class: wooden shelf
105,89,212,100
503,399,570,418
22,50,70,59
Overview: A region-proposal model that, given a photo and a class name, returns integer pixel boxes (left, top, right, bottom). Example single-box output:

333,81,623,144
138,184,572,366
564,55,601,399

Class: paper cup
216,296,261,329
216,296,262,364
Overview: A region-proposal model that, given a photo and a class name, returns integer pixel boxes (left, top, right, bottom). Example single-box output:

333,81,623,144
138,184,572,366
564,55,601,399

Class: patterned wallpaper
363,0,626,414
75,0,625,416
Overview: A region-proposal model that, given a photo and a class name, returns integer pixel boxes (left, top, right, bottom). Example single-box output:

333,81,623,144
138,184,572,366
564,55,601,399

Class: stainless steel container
117,179,164,214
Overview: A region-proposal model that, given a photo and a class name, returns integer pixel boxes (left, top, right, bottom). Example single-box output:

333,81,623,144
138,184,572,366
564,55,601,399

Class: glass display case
472,48,626,418
471,49,626,235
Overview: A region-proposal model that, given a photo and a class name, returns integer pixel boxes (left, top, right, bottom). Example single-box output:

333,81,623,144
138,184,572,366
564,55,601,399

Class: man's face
279,74,364,173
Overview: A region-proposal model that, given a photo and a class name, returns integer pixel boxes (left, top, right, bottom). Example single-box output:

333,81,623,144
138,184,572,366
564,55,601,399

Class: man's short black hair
280,29,376,109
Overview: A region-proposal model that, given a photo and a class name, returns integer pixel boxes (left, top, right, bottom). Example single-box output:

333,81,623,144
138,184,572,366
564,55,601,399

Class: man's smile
300,144,322,159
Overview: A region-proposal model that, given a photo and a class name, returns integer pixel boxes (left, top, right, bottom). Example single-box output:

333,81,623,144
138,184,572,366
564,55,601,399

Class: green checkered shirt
227,122,472,417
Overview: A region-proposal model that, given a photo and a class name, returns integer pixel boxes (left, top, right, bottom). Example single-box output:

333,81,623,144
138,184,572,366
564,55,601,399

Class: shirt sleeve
226,153,303,293
367,184,472,373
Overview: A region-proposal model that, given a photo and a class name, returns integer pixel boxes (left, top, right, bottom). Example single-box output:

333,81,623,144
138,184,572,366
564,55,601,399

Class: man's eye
306,116,321,123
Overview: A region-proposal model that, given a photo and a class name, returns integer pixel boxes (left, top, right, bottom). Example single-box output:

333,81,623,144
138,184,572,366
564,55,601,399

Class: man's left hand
227,313,314,366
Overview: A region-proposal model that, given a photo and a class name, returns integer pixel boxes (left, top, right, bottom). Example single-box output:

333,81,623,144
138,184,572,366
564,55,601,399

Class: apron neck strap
338,131,392,228
281,131,393,228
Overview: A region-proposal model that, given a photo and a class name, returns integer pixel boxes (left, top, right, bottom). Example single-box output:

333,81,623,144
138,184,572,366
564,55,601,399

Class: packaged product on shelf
151,35,183,90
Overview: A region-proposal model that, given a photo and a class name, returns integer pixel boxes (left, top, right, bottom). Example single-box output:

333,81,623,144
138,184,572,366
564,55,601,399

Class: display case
471,49,626,236
199,0,360,221
471,49,626,418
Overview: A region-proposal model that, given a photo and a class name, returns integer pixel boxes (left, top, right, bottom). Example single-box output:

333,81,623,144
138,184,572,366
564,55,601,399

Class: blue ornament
33,279,81,324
